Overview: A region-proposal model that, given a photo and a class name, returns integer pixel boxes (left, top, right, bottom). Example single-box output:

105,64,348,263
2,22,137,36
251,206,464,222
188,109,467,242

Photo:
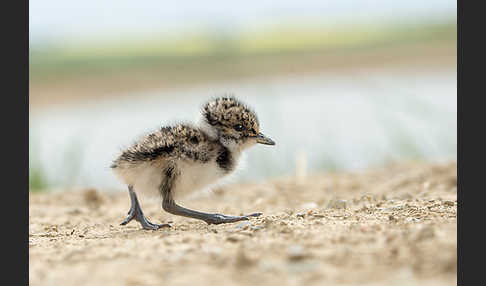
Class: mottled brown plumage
111,96,275,230
111,124,217,168
202,96,260,137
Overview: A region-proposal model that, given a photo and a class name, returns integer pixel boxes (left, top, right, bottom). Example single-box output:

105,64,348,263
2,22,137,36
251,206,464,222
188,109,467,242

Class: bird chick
111,96,275,230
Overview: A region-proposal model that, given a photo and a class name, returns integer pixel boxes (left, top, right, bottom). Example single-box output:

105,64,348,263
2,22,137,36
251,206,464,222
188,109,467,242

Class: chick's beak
256,133,275,145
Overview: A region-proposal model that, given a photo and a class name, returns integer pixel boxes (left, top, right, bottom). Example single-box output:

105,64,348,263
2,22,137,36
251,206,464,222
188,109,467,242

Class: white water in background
29,68,457,191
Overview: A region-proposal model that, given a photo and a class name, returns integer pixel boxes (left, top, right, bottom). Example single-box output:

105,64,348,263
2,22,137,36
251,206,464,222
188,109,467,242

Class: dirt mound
29,161,457,286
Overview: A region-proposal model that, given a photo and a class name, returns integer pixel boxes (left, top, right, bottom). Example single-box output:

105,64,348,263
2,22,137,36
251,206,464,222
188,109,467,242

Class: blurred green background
29,1,456,191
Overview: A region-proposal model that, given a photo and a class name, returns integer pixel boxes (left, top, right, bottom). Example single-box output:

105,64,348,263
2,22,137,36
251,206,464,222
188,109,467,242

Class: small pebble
443,201,455,207
280,226,293,234
227,236,240,242
312,214,325,218
67,208,82,215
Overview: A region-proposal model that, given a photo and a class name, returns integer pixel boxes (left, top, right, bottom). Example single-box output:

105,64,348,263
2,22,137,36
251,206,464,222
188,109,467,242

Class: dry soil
29,160,457,286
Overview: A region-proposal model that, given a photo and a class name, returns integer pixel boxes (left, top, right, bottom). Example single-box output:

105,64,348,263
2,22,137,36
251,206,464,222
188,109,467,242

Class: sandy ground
29,161,457,286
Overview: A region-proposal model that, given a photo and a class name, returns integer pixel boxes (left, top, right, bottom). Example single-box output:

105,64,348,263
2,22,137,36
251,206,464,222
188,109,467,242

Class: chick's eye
233,124,244,131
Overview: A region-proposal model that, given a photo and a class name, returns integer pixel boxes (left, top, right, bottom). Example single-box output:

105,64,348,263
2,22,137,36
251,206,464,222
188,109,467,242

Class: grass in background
29,131,85,192
29,165,50,192
30,20,456,83
29,133,50,192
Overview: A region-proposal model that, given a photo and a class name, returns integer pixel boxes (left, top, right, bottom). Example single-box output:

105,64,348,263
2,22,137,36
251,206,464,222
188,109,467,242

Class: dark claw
120,212,170,230
246,212,263,218
120,208,136,226
204,212,263,225
120,219,131,226
140,222,171,231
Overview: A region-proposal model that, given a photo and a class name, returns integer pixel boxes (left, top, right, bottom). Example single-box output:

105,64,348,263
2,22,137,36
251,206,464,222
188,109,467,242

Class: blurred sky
30,0,456,45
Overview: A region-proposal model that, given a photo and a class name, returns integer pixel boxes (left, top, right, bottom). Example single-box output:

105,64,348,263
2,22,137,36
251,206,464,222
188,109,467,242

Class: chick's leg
120,185,170,230
162,198,262,225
